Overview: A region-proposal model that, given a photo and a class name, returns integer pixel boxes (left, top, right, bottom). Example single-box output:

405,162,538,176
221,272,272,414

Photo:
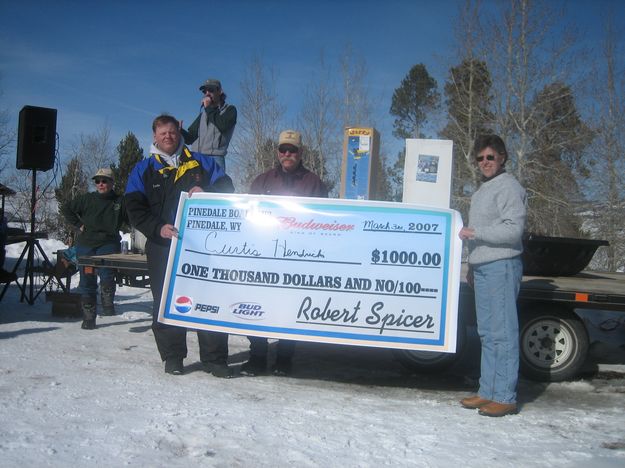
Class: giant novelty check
159,193,463,352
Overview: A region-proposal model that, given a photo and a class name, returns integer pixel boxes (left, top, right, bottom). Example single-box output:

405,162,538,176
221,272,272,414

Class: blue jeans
75,243,120,297
473,256,523,404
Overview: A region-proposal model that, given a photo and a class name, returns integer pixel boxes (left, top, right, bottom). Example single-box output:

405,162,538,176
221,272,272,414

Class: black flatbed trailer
391,265,625,382
79,253,147,270
78,253,149,288
456,265,625,313
78,254,625,382
514,270,625,312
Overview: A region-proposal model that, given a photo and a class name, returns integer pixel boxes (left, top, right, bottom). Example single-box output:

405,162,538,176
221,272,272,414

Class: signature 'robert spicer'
204,231,325,259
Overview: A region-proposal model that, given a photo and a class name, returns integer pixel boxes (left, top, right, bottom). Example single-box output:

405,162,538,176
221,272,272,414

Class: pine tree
388,64,440,200
112,132,144,195
387,149,406,202
525,82,594,235
590,22,625,271
55,157,88,245
390,64,439,139
440,58,493,219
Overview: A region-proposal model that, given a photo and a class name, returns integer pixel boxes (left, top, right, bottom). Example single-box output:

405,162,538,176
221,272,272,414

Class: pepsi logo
174,296,193,313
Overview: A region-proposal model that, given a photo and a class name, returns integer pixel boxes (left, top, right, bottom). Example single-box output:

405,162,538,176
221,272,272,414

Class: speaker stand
0,236,57,304
0,169,66,304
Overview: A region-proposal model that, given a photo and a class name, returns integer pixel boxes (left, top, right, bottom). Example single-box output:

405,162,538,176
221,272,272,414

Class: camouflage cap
199,78,222,91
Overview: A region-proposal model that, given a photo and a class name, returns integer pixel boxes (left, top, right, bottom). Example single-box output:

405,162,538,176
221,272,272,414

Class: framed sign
159,193,463,352
402,139,453,208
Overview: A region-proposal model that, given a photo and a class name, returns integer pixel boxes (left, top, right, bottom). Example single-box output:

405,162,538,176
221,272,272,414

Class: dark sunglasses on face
476,154,496,162
278,145,299,154
203,86,219,94
94,178,111,184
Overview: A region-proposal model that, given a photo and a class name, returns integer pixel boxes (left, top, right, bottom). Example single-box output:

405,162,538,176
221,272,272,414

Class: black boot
272,340,295,376
165,358,184,375
81,296,97,330
100,282,116,316
271,357,292,376
81,319,96,330
203,360,233,378
240,355,267,376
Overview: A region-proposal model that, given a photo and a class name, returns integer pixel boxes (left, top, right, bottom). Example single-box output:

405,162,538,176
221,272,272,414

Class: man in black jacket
61,168,126,329
125,114,234,377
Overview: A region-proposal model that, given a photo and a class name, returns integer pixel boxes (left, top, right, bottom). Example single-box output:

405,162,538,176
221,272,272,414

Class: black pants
146,241,228,363
248,336,296,362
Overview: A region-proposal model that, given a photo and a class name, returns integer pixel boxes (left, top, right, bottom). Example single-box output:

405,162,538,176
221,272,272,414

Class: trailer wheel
393,320,466,373
519,306,589,382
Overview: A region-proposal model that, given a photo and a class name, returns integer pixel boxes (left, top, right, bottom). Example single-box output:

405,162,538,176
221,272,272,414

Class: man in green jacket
61,168,127,329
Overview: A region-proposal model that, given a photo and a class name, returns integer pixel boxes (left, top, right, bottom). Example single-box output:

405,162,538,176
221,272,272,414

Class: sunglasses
94,178,111,184
476,154,496,162
203,86,219,94
278,145,299,154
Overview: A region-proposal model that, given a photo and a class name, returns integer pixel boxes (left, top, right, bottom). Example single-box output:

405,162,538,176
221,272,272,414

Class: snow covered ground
1,240,625,467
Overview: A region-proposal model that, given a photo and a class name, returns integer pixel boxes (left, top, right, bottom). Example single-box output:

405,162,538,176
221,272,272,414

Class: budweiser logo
277,217,355,232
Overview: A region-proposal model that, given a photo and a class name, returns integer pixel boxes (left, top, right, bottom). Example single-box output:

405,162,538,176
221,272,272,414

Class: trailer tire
393,320,466,373
519,306,589,382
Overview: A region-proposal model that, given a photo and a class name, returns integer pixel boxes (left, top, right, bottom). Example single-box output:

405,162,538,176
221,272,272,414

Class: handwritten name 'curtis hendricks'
273,239,325,259
205,231,261,257
204,232,324,260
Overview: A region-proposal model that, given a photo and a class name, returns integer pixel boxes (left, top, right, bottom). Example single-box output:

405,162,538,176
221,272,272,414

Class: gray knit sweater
467,171,527,265
183,103,237,157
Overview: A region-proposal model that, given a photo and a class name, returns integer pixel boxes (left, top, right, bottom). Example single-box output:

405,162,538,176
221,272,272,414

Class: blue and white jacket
125,142,234,245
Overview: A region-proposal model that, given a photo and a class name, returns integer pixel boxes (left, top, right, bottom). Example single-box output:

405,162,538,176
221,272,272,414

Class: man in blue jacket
125,114,234,376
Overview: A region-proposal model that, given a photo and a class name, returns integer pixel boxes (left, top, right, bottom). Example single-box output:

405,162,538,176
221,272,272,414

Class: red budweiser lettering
277,217,355,231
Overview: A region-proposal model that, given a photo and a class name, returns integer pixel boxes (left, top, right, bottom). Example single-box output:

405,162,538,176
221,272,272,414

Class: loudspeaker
16,105,57,171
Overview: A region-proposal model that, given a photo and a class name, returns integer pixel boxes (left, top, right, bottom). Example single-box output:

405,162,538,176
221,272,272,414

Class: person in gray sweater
458,134,527,417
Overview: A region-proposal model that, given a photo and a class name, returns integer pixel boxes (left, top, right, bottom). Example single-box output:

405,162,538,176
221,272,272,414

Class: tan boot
460,395,492,409
478,401,518,417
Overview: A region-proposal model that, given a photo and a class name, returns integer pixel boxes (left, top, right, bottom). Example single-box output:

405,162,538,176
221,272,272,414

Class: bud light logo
230,302,266,320
174,296,193,313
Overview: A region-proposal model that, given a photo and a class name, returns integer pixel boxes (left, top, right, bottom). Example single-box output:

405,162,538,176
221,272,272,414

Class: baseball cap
199,79,222,91
92,168,114,181
278,130,302,150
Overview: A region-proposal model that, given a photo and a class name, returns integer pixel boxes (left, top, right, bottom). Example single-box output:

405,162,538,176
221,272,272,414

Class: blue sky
0,0,623,171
